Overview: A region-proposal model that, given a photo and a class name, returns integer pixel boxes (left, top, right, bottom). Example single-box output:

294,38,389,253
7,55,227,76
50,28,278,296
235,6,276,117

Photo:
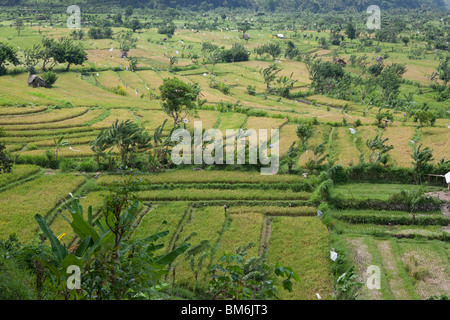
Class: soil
425,191,450,233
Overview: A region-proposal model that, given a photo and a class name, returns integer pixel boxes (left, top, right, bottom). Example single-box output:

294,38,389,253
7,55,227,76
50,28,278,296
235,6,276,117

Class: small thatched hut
27,74,47,88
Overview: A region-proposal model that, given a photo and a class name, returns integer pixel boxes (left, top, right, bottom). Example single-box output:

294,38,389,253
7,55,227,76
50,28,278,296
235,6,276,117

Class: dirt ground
426,191,450,233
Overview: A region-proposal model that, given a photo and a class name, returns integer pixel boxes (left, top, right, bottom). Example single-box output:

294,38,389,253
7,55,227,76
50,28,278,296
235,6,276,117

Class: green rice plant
0,175,86,243
0,164,41,189
137,189,310,201
268,217,332,300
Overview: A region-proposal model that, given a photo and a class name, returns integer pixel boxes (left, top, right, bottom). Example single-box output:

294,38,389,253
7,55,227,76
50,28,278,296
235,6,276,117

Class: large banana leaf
66,200,100,243
155,243,190,265
35,214,68,264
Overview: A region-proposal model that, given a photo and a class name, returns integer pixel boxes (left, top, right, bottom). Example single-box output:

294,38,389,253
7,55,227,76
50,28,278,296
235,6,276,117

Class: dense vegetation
0,0,448,301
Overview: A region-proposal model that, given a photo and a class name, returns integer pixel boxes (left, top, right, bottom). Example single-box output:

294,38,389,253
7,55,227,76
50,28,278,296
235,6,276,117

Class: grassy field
0,10,448,301
332,183,442,201
0,174,86,243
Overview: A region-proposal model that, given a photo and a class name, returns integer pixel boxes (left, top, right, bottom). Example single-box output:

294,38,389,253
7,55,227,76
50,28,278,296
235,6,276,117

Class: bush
329,165,347,184
59,157,76,172
220,43,250,63
247,85,256,95
78,159,99,172
0,255,37,300
111,85,127,96
41,71,58,88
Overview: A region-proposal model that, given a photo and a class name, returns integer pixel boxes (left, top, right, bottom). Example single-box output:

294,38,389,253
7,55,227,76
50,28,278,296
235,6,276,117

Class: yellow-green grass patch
0,108,106,131
48,191,105,247
97,170,303,185
418,127,450,163
268,216,332,300
131,202,190,252
137,189,310,201
382,126,416,167
0,106,47,116
0,107,88,125
172,206,226,287
333,127,361,167
0,174,86,243
229,206,316,216
0,164,41,189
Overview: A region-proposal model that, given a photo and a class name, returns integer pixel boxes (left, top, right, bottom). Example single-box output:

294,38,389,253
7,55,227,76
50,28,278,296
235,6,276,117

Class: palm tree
53,136,68,160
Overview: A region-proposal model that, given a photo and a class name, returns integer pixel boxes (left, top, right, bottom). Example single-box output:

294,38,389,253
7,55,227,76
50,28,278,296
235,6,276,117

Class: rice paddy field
0,9,449,301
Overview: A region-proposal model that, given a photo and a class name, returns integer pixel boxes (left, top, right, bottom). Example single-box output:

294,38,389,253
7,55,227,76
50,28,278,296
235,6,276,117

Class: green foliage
365,134,394,164
41,71,58,88
411,144,434,184
34,180,189,300
0,128,12,174
92,119,152,167
332,266,363,300
128,18,143,33
88,27,113,39
159,77,199,128
296,122,313,148
0,42,20,75
208,243,299,300
158,24,176,38
259,63,282,91
220,43,250,63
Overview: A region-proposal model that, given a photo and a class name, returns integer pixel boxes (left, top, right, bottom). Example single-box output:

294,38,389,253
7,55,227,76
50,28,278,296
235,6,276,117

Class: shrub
247,85,256,95
78,159,99,172
329,165,347,184
111,85,127,96
41,71,58,88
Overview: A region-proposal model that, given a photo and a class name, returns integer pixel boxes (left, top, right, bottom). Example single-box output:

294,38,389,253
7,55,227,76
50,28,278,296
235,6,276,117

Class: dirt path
426,191,450,233
258,216,272,256
346,238,382,300
377,240,409,300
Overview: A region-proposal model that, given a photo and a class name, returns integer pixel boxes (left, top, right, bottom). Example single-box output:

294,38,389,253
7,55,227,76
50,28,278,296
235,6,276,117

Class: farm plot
333,127,361,167
332,183,440,201
130,201,190,252
382,126,416,167
0,174,86,243
0,164,41,189
0,107,88,125
97,170,303,185
48,191,106,247
345,235,449,300
268,216,332,300
137,188,310,201
418,127,450,164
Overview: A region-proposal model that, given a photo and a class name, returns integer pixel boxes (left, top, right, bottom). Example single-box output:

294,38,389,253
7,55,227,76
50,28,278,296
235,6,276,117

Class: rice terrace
0,0,449,304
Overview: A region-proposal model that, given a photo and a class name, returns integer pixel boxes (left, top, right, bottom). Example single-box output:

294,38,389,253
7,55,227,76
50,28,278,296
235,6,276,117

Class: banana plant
35,197,190,299
34,200,114,299
53,136,68,160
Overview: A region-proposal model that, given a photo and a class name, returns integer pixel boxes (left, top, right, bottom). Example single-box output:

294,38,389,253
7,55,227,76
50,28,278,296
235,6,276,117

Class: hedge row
329,196,442,212
134,182,313,192
338,213,449,226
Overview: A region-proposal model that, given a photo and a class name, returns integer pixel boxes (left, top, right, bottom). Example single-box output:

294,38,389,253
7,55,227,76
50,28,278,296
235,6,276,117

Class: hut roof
27,74,38,84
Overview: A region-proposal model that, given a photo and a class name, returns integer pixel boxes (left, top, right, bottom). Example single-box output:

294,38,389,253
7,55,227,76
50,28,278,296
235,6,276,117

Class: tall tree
345,23,357,42
0,42,20,74
159,78,199,128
